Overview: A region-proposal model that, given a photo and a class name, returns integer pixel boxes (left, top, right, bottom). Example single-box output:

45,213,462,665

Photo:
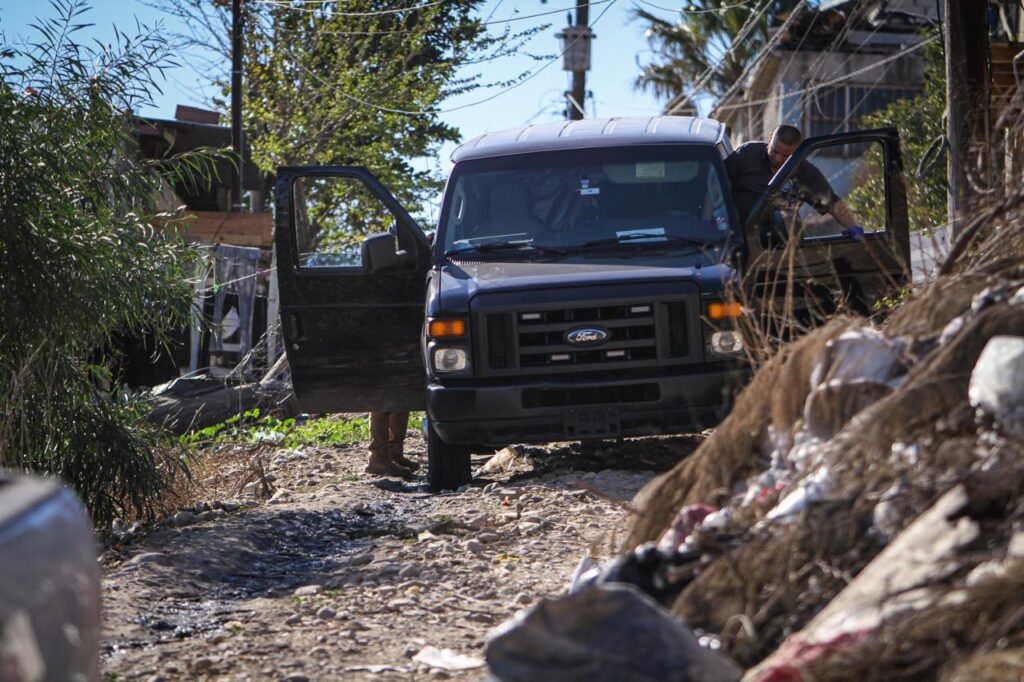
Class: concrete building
712,1,942,146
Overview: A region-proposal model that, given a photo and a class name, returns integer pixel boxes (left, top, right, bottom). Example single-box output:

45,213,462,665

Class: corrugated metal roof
451,116,728,163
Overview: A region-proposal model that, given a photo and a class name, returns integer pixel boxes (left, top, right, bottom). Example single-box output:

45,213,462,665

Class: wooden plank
991,42,1024,64
158,211,273,248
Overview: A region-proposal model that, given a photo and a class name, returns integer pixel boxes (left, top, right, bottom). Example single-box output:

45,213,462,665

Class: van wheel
426,421,472,492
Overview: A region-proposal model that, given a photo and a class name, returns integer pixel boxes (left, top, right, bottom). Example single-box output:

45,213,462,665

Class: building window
848,85,920,124
799,83,920,154
805,85,847,138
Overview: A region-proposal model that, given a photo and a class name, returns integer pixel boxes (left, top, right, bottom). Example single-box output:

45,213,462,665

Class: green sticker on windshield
636,162,665,179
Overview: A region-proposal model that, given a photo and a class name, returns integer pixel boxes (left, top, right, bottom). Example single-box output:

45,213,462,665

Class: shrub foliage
845,34,947,234
0,1,205,526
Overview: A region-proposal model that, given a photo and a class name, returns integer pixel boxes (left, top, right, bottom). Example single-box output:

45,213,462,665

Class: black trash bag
592,541,702,607
485,583,741,682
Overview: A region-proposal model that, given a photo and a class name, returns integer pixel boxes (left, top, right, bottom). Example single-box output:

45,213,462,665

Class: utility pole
556,0,593,120
944,0,991,239
231,0,244,212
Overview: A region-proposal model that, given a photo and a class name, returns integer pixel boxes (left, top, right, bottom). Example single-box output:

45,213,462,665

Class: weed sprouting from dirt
181,410,424,449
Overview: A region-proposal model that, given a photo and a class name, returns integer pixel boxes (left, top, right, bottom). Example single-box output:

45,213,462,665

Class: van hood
436,258,734,313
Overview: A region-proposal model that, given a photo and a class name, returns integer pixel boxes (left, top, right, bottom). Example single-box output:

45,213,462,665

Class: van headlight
709,330,744,354
433,347,469,373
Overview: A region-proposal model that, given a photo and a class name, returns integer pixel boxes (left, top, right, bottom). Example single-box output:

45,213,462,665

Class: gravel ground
100,432,704,681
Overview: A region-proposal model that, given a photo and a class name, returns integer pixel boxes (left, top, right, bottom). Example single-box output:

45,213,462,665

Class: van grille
486,314,513,370
667,302,689,357
482,299,694,374
517,302,656,369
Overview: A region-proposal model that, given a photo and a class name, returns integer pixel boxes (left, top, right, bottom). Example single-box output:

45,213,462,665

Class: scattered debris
656,504,717,551
412,645,484,671
486,583,742,682
968,334,1024,437
745,485,979,681
475,446,527,476
764,466,832,522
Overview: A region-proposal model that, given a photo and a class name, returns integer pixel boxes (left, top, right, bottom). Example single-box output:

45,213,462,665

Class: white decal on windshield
616,227,666,242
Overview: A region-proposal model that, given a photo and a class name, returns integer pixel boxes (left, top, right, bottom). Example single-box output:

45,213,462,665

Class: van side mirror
362,232,414,275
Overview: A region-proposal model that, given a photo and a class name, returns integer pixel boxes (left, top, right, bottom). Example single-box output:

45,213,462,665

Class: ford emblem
565,327,609,347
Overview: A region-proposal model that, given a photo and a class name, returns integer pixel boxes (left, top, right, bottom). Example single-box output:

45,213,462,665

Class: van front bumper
427,364,749,446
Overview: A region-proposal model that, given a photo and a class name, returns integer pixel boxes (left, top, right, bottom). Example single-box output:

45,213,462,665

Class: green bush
0,1,209,526
846,34,947,235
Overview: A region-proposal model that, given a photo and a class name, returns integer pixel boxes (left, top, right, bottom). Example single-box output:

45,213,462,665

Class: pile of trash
484,204,1024,680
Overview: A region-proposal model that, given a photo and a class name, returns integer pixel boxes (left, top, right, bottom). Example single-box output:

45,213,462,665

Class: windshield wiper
577,233,716,250
444,241,566,258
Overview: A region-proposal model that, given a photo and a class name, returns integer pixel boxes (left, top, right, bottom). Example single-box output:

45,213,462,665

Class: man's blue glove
841,225,865,241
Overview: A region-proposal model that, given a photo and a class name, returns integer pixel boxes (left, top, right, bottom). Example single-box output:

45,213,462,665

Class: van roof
451,116,729,163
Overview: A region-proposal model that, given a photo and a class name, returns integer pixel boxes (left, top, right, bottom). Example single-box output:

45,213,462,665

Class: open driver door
274,167,430,413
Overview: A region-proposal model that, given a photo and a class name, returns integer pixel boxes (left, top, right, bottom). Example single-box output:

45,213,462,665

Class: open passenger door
274,167,430,413
743,129,911,325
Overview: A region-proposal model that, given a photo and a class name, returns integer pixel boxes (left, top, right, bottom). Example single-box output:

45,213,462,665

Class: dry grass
624,317,861,548
625,103,1024,676
145,443,277,520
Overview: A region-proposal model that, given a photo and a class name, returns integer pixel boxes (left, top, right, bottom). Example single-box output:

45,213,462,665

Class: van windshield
440,145,733,258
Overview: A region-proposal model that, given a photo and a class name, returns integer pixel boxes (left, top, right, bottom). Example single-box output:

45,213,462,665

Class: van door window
294,175,399,269
771,139,889,241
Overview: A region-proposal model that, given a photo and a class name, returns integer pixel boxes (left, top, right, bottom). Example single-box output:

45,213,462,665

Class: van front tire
425,421,472,492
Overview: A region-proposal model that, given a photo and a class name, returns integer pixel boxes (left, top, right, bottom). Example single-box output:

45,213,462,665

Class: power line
634,0,762,14
275,0,621,117
481,0,611,26
246,0,613,38
252,0,615,26
712,2,822,116
811,20,895,133
251,0,770,30
661,0,778,114
662,0,780,114
710,3,910,135
252,0,449,16
259,0,757,15
483,0,508,23
768,8,909,137
660,1,885,122
791,2,878,106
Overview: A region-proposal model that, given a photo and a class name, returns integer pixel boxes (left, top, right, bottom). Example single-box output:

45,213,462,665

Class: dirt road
101,433,702,680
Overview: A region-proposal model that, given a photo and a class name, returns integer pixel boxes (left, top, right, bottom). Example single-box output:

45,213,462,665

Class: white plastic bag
969,335,1024,437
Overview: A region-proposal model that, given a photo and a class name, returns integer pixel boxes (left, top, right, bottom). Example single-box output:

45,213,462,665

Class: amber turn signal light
707,302,743,320
429,319,467,338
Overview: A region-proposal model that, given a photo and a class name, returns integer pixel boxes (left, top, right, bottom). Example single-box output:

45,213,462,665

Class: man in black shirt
725,125,863,240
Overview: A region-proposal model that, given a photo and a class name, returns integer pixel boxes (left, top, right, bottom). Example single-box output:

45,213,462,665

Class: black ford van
274,117,909,489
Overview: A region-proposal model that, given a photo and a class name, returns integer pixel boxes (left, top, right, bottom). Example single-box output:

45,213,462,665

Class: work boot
365,449,413,477
390,445,420,472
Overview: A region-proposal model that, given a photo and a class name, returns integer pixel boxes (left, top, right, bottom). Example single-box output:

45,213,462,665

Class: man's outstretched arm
830,199,857,229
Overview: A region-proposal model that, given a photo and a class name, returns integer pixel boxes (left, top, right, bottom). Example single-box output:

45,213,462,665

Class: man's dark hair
773,125,802,146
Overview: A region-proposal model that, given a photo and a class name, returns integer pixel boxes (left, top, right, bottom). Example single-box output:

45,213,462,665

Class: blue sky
3,2,919,221
0,0,672,192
